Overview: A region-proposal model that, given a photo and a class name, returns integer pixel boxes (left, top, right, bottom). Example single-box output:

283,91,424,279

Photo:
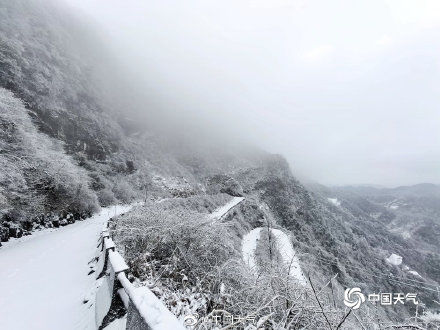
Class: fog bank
63,0,440,186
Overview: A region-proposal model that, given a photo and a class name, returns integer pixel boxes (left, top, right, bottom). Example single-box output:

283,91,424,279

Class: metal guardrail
95,223,185,330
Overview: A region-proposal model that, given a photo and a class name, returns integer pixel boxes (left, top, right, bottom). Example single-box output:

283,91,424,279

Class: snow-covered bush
0,88,99,223
112,179,138,203
157,193,231,214
97,188,117,207
206,174,243,197
110,202,362,329
110,203,241,317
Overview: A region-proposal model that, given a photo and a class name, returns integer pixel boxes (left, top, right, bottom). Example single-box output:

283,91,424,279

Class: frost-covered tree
0,88,99,223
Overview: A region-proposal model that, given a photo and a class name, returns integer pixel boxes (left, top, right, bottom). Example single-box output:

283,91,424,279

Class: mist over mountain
0,0,439,329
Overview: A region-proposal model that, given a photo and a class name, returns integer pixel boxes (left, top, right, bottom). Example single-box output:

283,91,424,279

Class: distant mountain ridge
334,183,440,198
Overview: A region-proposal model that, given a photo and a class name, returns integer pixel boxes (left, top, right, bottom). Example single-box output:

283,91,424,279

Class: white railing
95,223,185,330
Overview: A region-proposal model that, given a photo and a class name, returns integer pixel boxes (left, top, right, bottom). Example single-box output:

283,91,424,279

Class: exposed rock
22,220,33,231
9,225,23,238
0,226,9,242
66,214,75,224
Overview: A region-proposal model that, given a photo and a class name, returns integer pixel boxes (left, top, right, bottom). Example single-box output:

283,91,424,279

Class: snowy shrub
157,193,231,214
110,203,241,316
110,202,362,329
206,174,243,197
112,204,237,272
112,179,138,203
97,188,117,207
0,88,99,223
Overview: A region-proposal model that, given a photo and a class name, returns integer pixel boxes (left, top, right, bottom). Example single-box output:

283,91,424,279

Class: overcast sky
63,0,440,186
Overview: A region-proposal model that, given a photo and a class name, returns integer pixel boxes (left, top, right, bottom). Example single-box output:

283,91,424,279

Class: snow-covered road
0,205,133,330
209,196,244,220
271,229,307,285
242,228,262,272
241,227,307,285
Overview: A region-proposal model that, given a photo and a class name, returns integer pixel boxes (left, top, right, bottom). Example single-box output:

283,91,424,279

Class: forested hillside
108,152,440,327
327,184,440,289
0,0,142,238
0,0,123,157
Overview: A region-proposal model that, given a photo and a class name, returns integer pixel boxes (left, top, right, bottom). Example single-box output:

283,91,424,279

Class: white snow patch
103,316,127,330
327,198,341,207
421,311,440,323
386,199,406,210
209,196,244,219
242,228,262,272
271,229,307,285
0,204,135,330
408,270,423,278
219,282,226,294
386,253,403,266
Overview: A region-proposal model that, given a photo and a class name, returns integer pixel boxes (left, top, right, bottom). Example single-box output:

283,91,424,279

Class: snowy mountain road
0,205,132,330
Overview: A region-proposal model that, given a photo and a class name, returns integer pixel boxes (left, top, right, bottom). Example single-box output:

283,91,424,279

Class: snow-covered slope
0,205,132,330
386,253,403,266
